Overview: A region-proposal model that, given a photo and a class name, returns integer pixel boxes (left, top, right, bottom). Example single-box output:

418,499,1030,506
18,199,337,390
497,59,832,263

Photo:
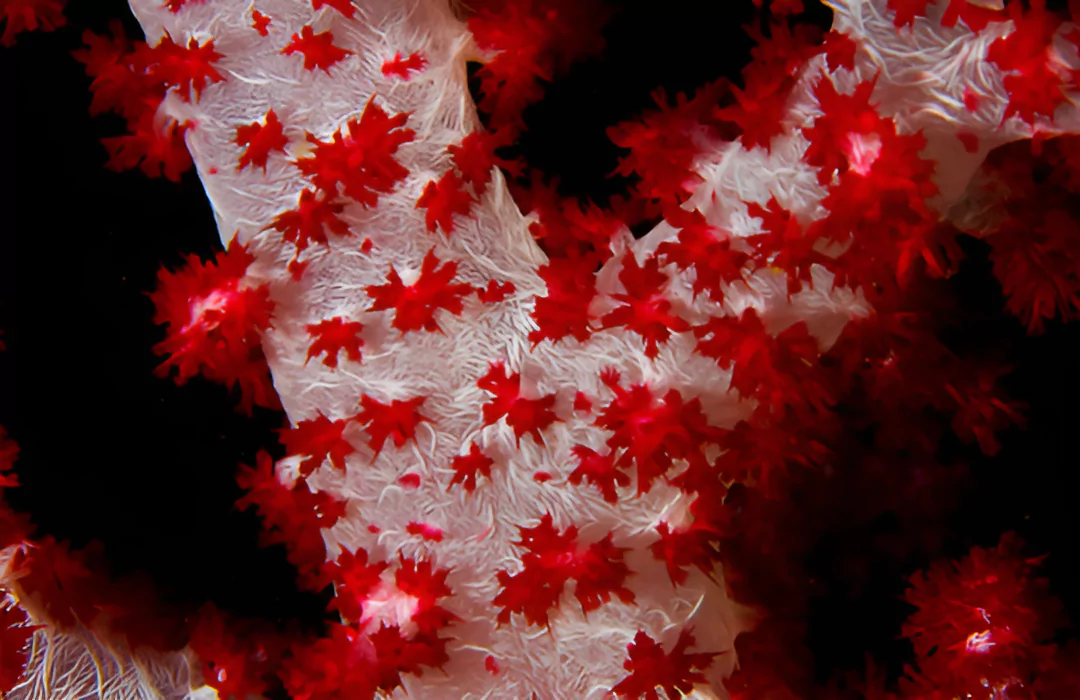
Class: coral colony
5,0,1080,697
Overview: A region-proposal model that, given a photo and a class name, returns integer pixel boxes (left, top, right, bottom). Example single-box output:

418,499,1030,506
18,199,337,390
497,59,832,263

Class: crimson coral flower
251,9,270,35
102,110,193,182
714,73,792,154
305,316,365,368
382,50,427,79
987,0,1073,125
745,197,827,297
714,22,822,154
280,412,358,476
164,0,205,12
611,628,720,700
476,361,561,445
990,207,1080,334
267,187,350,254
608,81,725,207
713,412,832,493
365,249,473,334
393,557,460,636
447,442,495,492
802,77,889,186
235,451,346,590
416,170,477,236
356,395,429,457
297,97,416,207
328,548,390,622
149,240,279,413
656,207,749,304
236,109,289,171
600,250,690,359
72,21,149,120
74,23,201,182
517,174,626,259
493,514,634,627
279,623,379,700
146,32,224,103
568,445,629,503
468,0,610,132
595,369,727,495
0,0,65,47
821,30,857,72
282,25,352,73
693,309,830,419
186,604,283,699
901,533,1063,698
448,130,523,196
650,520,721,587
529,254,600,345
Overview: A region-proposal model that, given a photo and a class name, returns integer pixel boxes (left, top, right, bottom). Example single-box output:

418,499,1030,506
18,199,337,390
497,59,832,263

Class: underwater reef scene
7,0,1080,697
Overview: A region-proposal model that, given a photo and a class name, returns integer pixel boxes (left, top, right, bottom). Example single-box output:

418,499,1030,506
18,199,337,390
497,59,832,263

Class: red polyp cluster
467,0,611,135
235,450,346,593
900,534,1065,698
594,368,727,496
612,628,721,700
149,241,279,414
364,250,473,334
72,21,224,180
493,513,635,628
608,81,730,213
0,0,64,46
296,98,415,207
975,135,1080,334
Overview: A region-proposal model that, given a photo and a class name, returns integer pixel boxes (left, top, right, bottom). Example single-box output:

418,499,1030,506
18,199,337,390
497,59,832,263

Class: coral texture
7,0,1080,697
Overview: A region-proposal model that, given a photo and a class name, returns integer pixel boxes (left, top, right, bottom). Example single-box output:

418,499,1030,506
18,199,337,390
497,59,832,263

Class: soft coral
594,369,727,495
987,0,1073,125
0,0,65,47
467,0,610,133
901,533,1063,698
297,96,416,207
150,240,279,414
611,628,720,700
608,81,727,210
493,514,635,627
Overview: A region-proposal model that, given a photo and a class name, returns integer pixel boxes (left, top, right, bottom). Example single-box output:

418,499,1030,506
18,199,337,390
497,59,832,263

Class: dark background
5,0,1080,690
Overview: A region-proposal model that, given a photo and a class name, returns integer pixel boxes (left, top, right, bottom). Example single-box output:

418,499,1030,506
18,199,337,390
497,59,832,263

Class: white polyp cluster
12,0,1080,698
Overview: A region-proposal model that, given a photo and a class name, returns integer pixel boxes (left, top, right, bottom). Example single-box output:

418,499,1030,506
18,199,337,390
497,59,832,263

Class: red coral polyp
595,369,727,495
297,97,416,207
150,240,278,413
0,0,66,47
146,32,225,103
608,81,725,207
901,533,1064,698
477,361,561,445
282,25,352,73
987,0,1074,125
365,249,473,335
600,251,690,359
802,77,889,186
493,514,635,627
611,628,720,700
